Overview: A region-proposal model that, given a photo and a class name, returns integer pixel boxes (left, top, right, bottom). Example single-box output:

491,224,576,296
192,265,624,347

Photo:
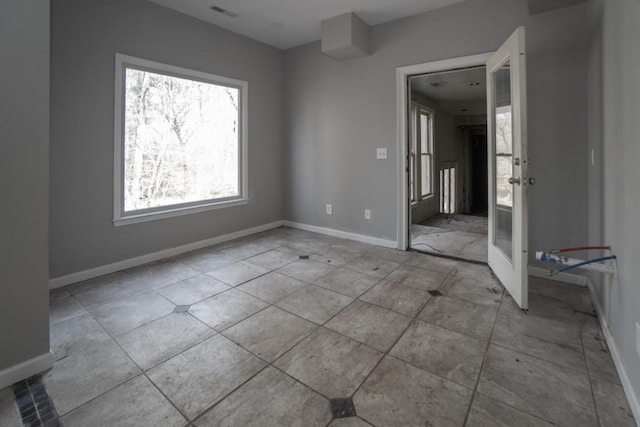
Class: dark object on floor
330,397,357,418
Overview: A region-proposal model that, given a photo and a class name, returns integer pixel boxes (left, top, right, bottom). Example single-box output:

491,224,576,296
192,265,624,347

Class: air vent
210,4,238,18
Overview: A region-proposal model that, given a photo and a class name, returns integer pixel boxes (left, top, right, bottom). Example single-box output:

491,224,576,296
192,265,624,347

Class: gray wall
588,0,640,404
0,1,51,371
283,0,590,260
50,0,284,278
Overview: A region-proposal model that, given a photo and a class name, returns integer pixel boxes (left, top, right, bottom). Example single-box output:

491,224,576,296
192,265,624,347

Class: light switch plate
376,148,387,159
364,209,371,220
326,204,332,215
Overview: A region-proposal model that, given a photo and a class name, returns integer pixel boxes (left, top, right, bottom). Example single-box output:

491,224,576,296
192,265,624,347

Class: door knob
508,177,520,185
527,177,536,185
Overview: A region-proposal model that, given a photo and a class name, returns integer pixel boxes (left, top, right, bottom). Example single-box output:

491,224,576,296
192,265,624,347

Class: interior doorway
407,66,489,263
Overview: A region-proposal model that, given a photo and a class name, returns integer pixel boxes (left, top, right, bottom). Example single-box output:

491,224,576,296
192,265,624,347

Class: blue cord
558,255,617,273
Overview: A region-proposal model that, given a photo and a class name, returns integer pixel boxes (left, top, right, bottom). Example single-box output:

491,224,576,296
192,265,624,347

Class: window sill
113,198,250,227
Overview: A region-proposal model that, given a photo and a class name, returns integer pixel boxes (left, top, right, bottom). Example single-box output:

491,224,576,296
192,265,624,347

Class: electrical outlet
636,322,640,357
364,209,371,220
326,204,332,215
376,148,387,160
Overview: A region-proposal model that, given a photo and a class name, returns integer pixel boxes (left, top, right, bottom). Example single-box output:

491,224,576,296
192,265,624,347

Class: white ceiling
411,66,487,115
147,0,470,49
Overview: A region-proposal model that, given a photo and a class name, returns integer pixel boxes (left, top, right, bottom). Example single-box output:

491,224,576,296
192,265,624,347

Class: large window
113,54,247,225
409,103,434,202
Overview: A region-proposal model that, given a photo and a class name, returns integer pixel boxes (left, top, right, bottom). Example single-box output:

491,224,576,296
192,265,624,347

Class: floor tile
219,241,275,260
442,275,503,306
353,356,473,427
60,375,185,427
115,312,215,370
90,291,175,335
44,338,140,416
328,417,373,427
195,367,331,426
276,285,353,324
477,344,598,426
582,332,621,384
325,300,411,352
449,261,495,282
390,320,486,388
133,258,200,290
359,280,431,317
274,328,382,398
245,249,299,270
385,264,448,291
403,252,458,274
466,392,552,426
156,274,230,305
314,268,380,297
364,246,413,264
147,334,265,420
236,272,307,303
70,273,149,311
49,296,88,326
418,295,497,340
189,288,268,331
277,260,336,283
50,287,72,302
591,377,636,427
178,249,238,274
491,312,585,371
344,255,400,278
49,313,111,361
223,306,317,362
501,291,577,324
0,387,22,427
310,247,361,267
207,261,269,286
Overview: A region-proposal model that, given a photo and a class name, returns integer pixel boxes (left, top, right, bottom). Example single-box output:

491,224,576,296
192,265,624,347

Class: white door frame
396,53,493,250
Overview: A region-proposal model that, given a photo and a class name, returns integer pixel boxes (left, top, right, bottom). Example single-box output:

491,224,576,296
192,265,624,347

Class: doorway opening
407,66,489,263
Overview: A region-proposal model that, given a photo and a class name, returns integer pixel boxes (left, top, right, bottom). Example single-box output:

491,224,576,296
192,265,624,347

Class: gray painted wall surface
0,1,51,370
588,0,640,404
50,0,284,278
283,0,590,261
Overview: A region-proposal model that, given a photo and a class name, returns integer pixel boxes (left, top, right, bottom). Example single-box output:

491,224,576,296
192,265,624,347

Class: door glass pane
493,60,513,260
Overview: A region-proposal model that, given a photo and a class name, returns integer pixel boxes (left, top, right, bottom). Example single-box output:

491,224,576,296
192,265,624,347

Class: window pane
496,156,513,207
420,113,429,153
421,154,430,197
124,68,239,212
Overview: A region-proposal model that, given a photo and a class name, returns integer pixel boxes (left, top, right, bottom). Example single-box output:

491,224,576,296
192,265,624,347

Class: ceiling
147,0,470,49
410,67,487,116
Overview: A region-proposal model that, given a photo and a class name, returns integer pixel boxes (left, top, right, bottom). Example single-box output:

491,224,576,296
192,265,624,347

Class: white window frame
113,53,248,226
409,102,434,204
419,106,434,200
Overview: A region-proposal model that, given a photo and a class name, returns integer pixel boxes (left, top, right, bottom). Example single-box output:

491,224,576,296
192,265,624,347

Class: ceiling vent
210,4,238,18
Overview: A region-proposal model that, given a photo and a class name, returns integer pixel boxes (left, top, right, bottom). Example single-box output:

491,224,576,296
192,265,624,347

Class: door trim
396,53,493,250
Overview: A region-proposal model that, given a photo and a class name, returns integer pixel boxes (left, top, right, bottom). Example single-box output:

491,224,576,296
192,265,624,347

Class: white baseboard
283,221,397,249
528,266,588,286
49,220,284,289
586,278,640,424
0,352,53,389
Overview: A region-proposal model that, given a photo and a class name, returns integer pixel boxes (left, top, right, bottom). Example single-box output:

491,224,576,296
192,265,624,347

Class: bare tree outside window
123,68,239,212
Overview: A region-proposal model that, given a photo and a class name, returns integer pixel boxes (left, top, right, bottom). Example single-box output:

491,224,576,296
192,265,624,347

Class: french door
487,27,529,309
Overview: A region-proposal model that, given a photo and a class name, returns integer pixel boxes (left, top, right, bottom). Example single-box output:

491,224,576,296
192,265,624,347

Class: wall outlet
376,148,387,160
636,322,640,357
364,209,371,220
326,204,332,215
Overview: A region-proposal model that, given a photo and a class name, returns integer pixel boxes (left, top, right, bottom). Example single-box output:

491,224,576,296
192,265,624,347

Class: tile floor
411,223,488,263
0,226,636,426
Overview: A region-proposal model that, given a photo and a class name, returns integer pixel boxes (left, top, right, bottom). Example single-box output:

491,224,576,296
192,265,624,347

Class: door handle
508,177,520,185
526,177,536,185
